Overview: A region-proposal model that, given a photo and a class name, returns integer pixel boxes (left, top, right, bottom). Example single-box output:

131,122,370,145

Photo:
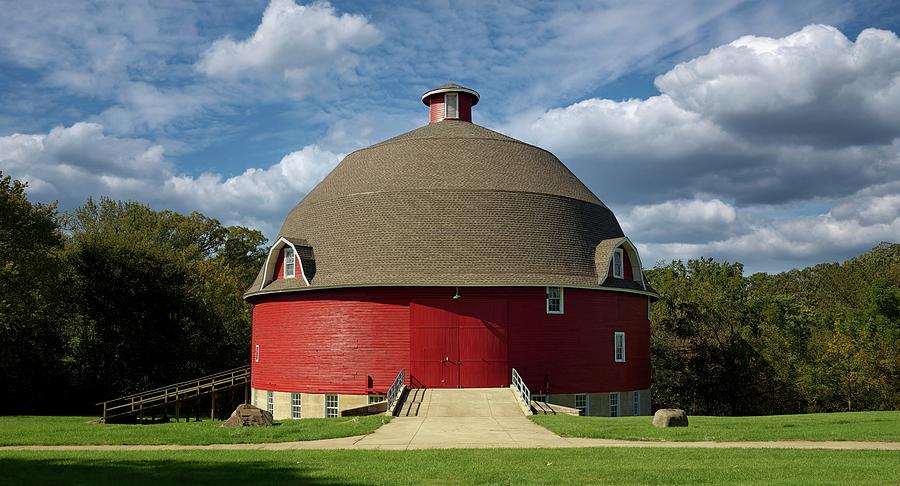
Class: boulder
652,408,688,427
221,404,273,427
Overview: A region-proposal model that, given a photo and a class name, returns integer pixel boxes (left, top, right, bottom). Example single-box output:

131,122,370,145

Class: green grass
531,411,900,442
0,448,896,485
0,415,389,446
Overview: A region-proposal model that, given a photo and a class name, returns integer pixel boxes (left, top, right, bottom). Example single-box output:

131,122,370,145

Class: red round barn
245,83,657,418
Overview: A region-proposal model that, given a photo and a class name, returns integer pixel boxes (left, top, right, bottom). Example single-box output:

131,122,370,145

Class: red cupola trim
422,83,480,124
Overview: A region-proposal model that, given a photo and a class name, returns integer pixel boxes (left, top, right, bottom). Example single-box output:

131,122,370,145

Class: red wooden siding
250,286,650,394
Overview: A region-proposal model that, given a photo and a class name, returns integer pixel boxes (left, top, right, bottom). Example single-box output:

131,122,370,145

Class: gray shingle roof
246,121,650,298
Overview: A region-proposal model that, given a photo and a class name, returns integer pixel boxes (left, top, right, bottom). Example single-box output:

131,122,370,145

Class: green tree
0,173,68,413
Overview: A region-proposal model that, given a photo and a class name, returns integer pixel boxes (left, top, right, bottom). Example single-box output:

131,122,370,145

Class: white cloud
0,123,341,236
622,199,740,243
196,0,381,96
505,25,900,207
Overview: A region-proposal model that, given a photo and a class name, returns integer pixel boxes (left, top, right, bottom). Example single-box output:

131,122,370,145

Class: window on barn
614,331,625,362
575,394,589,415
284,247,296,278
255,344,260,363
368,394,386,404
291,393,302,419
266,390,274,415
445,93,459,119
532,394,547,403
546,287,563,314
613,247,624,278
609,392,619,417
325,394,339,418
633,391,641,416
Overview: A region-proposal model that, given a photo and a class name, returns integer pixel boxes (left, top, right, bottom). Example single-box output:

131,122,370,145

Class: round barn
245,83,657,418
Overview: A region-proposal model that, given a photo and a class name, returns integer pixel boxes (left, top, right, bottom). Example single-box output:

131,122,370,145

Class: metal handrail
511,367,531,409
386,368,406,415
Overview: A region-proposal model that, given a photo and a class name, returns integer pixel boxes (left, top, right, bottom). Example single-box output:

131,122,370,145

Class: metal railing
511,367,531,409
96,365,250,420
386,368,406,415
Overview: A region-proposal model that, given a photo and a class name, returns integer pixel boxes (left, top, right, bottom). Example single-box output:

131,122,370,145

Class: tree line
1,172,897,415
1,173,267,414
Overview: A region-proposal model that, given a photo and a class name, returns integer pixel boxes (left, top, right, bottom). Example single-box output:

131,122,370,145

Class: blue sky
1,0,899,273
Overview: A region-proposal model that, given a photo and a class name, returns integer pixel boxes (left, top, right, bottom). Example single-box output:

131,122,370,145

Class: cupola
421,83,480,124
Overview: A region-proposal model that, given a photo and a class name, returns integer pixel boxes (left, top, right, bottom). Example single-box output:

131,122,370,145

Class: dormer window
613,248,624,279
445,93,458,119
284,247,296,278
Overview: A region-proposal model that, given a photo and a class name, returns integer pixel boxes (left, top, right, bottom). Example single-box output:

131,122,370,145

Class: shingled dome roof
246,89,638,298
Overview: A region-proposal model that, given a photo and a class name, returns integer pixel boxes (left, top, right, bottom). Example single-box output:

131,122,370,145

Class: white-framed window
291,393,302,419
325,394,339,418
613,247,624,278
546,287,563,314
368,394,386,404
609,392,619,417
266,390,274,415
633,391,641,416
255,344,260,363
445,93,458,118
532,394,547,403
575,394,589,416
614,331,626,363
283,247,296,278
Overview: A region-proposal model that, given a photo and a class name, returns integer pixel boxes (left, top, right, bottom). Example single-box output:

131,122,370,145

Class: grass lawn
0,415,389,446
0,448,896,485
531,411,900,442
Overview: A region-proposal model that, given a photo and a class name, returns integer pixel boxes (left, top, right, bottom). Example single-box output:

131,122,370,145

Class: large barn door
458,300,508,388
410,300,507,389
410,302,459,388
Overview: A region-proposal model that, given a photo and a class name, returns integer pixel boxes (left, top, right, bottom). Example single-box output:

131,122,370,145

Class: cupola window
445,93,458,119
284,247,295,278
612,248,624,278
546,287,563,314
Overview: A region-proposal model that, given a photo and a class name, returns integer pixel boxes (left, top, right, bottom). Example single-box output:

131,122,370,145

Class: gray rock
652,408,688,427
221,404,273,427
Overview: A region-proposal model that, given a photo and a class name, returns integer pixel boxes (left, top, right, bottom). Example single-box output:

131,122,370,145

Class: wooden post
175,401,180,422
210,392,217,420
244,383,249,404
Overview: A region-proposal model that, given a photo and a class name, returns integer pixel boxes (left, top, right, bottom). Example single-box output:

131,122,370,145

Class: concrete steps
393,388,524,418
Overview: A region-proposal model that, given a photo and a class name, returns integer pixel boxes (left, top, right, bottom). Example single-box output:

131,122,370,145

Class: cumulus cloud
506,26,900,207
622,199,740,243
196,0,381,96
0,123,341,235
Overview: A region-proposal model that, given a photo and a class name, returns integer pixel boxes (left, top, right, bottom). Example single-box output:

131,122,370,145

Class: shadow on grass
0,457,362,486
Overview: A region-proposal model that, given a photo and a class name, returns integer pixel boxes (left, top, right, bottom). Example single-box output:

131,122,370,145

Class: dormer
259,237,315,289
595,237,646,290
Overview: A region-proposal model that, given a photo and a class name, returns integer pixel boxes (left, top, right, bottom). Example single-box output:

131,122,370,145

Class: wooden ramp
97,365,250,423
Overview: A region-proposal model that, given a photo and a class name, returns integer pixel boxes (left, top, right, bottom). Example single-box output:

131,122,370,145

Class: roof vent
421,83,480,124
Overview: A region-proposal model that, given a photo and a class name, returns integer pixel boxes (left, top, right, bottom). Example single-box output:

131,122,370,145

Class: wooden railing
97,365,250,421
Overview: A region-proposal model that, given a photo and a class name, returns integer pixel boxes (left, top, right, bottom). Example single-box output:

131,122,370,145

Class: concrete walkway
3,388,899,451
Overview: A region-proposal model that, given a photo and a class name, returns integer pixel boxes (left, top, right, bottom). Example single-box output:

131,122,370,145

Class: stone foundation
534,389,651,417
250,388,386,419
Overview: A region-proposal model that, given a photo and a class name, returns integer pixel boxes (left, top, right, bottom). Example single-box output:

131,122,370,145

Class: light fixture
452,287,461,300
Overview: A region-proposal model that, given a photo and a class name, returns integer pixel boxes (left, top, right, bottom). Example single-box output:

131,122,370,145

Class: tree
0,173,68,413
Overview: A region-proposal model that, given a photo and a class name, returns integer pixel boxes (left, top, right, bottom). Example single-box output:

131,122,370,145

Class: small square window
284,247,296,278
445,93,458,118
546,287,563,314
575,394,589,416
266,390,274,415
291,393,302,419
633,391,641,416
614,331,625,363
368,394,386,404
609,392,619,417
325,394,339,418
613,248,624,278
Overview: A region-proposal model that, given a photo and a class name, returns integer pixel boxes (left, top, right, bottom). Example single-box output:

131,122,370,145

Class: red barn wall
250,286,650,395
